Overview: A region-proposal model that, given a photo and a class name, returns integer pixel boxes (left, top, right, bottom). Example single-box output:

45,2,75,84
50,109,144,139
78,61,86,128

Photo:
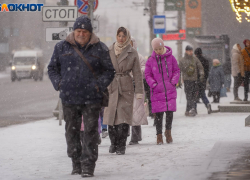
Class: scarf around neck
114,27,131,56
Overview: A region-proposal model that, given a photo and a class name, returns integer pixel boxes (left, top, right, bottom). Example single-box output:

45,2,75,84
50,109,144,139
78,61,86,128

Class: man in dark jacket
194,48,212,114
179,45,204,117
48,16,115,177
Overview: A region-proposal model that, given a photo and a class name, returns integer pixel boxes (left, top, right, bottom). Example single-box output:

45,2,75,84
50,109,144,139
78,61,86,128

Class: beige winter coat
231,47,245,77
103,44,143,126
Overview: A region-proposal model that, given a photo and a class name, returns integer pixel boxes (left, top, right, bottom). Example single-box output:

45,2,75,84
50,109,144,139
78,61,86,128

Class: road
0,71,59,127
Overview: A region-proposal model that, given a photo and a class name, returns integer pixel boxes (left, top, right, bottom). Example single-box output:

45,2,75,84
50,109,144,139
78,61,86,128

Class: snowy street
1,88,250,180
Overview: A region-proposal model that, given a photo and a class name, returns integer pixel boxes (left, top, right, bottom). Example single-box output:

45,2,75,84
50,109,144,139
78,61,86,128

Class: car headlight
11,66,16,70
32,65,36,70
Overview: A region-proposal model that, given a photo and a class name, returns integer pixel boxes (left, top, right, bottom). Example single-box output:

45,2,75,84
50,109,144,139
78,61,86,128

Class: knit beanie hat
73,16,93,33
185,45,193,51
151,38,164,50
194,48,202,55
243,39,250,47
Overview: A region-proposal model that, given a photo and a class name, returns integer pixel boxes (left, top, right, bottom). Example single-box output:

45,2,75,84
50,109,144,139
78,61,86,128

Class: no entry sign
74,0,99,15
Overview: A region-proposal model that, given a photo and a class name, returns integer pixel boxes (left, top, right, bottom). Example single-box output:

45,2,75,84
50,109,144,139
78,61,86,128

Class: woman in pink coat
145,38,180,145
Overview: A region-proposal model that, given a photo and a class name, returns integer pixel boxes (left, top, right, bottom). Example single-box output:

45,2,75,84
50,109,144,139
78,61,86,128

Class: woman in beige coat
231,44,245,101
129,37,148,145
103,27,143,155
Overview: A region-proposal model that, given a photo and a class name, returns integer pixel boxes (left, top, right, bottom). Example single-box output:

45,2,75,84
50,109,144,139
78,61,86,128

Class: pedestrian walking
208,59,224,103
129,37,148,145
145,38,180,145
242,39,250,101
48,16,115,177
103,27,143,155
231,44,245,101
179,45,204,117
194,48,212,114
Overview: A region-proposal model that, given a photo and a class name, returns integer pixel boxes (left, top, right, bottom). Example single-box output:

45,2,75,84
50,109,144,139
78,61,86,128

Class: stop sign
74,0,99,15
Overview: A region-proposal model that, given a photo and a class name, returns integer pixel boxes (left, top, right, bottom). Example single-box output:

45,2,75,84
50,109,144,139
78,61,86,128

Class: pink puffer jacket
145,46,180,113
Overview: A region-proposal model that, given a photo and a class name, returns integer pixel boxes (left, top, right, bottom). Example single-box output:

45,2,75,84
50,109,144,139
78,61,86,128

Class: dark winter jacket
196,55,210,80
208,65,224,92
48,32,115,105
179,53,204,82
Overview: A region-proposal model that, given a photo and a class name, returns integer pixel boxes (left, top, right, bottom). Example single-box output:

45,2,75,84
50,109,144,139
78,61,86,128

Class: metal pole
88,0,94,24
176,11,183,62
58,98,63,126
149,0,157,54
59,0,68,27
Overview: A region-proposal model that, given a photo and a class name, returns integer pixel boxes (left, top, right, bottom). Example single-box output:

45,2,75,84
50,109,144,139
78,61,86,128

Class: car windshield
14,57,36,65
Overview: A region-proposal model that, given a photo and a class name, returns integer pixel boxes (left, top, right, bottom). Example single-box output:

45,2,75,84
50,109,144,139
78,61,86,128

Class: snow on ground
0,87,249,180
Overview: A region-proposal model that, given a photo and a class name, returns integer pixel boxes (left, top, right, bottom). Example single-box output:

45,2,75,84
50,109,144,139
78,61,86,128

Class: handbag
72,46,109,107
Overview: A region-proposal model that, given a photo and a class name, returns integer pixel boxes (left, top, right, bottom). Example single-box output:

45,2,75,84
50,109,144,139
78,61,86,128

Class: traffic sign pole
60,0,69,27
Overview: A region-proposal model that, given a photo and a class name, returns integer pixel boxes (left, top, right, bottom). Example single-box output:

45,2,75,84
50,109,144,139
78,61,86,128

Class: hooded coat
103,43,143,126
231,45,245,77
145,46,180,113
208,64,225,92
48,32,115,105
131,37,148,126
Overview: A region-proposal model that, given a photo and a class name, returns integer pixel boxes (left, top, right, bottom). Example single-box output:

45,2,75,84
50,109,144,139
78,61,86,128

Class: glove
136,94,143,100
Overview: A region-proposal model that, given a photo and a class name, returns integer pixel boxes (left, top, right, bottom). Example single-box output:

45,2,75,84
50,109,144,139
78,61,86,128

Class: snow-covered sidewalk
0,88,250,180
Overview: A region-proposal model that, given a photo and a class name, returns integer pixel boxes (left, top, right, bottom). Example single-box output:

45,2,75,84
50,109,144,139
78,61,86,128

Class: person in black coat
194,48,212,114
48,16,115,177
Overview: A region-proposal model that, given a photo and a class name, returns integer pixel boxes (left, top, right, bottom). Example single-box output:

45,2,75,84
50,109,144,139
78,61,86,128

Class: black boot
108,125,117,153
116,146,126,155
71,159,81,175
116,124,129,155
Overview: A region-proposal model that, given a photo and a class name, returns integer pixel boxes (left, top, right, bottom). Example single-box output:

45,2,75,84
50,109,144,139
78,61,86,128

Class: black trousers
184,80,197,112
155,111,173,135
234,73,243,99
211,91,220,103
144,79,153,117
108,123,129,148
130,126,142,142
62,103,102,174
244,71,250,100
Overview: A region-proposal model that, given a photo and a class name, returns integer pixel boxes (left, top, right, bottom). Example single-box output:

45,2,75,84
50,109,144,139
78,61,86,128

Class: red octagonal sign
74,0,99,15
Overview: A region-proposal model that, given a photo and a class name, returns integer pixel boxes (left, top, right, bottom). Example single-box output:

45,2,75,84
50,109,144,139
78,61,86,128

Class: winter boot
81,172,94,177
129,141,139,145
102,130,108,138
164,130,173,143
116,146,126,155
185,111,189,116
234,97,242,101
227,87,230,92
157,134,163,145
188,108,196,117
206,103,212,114
71,159,81,175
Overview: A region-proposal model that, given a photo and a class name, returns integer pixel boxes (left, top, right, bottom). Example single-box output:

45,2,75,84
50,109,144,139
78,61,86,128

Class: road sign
45,27,73,42
74,0,99,15
42,6,78,22
165,0,185,11
162,29,186,41
153,15,166,34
